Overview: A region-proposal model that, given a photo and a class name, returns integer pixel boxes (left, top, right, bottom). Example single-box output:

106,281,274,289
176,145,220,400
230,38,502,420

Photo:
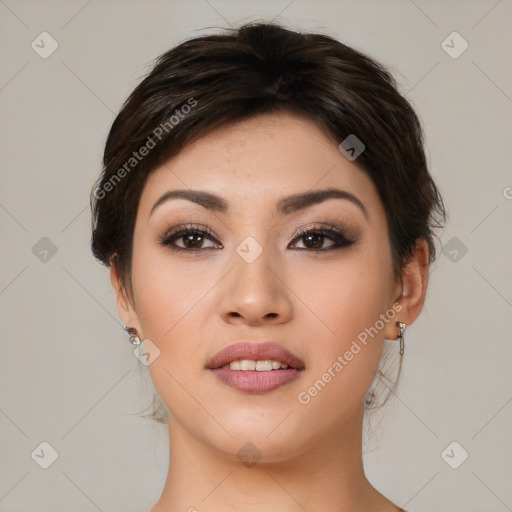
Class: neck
151,406,399,512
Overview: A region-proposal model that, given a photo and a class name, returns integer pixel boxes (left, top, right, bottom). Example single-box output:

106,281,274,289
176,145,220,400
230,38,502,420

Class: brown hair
90,21,446,422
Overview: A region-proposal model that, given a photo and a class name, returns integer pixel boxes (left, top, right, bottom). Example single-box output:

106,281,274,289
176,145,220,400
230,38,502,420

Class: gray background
1,1,511,511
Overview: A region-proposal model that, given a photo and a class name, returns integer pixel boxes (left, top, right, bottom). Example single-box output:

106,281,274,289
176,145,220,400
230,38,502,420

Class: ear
110,260,142,335
385,238,430,340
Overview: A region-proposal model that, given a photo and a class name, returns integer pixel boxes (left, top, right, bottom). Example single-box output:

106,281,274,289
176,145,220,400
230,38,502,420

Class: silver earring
124,326,141,346
396,321,406,356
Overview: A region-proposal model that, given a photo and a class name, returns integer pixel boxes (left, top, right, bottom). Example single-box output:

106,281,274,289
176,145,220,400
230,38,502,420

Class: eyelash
157,223,356,253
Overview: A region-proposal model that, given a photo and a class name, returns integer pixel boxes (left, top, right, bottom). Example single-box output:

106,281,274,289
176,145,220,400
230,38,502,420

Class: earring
396,321,406,356
123,326,142,346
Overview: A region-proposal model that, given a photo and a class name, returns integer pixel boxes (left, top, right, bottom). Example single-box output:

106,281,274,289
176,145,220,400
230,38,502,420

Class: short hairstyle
90,21,446,421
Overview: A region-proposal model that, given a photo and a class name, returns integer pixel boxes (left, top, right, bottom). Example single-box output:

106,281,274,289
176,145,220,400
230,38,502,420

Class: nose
218,247,293,326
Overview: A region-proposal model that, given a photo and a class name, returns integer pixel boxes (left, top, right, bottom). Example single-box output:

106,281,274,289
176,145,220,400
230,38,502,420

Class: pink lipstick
206,341,305,394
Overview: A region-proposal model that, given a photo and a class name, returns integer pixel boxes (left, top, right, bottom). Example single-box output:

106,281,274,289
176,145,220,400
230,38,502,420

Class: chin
213,432,308,466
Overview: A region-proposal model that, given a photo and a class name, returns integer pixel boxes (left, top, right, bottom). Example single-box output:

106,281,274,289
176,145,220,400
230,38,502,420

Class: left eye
289,228,355,251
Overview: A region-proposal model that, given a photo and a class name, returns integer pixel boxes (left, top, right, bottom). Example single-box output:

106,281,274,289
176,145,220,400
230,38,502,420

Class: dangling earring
124,325,141,346
396,321,406,356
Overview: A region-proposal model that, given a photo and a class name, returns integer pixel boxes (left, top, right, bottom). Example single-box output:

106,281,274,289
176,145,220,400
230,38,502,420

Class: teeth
255,360,272,371
228,359,290,371
240,360,256,371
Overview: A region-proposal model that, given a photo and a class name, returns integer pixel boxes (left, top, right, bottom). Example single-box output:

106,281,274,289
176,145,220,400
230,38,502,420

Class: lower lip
210,368,302,393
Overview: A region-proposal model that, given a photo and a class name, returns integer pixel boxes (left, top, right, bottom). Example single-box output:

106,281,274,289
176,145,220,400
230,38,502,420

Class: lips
206,341,305,394
206,341,305,370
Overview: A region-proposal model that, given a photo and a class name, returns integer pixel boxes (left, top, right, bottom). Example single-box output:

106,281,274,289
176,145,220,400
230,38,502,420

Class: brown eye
301,232,335,249
158,224,355,253
290,227,355,251
177,232,208,249
158,224,220,252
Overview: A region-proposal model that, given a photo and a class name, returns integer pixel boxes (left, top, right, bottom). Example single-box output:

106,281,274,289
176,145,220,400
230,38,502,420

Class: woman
90,21,445,512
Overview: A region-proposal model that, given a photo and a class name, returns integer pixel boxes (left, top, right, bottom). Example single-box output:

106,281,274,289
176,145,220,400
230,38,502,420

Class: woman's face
117,112,404,462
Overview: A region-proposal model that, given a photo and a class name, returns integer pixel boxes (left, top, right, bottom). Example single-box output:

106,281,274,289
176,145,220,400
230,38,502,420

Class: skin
111,111,429,512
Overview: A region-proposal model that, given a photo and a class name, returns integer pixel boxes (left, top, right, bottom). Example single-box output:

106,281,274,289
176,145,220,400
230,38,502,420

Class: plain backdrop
1,1,511,511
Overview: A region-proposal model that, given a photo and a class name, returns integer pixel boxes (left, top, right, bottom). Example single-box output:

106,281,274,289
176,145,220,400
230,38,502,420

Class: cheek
131,245,213,348
294,250,393,407
129,243,227,388
296,245,393,343
130,251,211,422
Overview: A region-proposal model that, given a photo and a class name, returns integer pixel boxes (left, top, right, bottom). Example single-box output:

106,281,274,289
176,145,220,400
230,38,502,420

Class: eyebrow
149,187,369,220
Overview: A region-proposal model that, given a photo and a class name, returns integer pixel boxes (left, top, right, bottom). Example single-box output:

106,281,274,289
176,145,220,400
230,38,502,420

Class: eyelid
288,223,356,250
292,221,353,239
156,223,221,247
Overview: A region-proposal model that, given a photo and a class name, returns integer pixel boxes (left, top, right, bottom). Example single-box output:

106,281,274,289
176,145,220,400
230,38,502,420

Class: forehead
137,112,383,220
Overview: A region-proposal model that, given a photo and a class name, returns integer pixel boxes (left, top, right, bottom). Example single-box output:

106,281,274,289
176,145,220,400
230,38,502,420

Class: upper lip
206,341,305,370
